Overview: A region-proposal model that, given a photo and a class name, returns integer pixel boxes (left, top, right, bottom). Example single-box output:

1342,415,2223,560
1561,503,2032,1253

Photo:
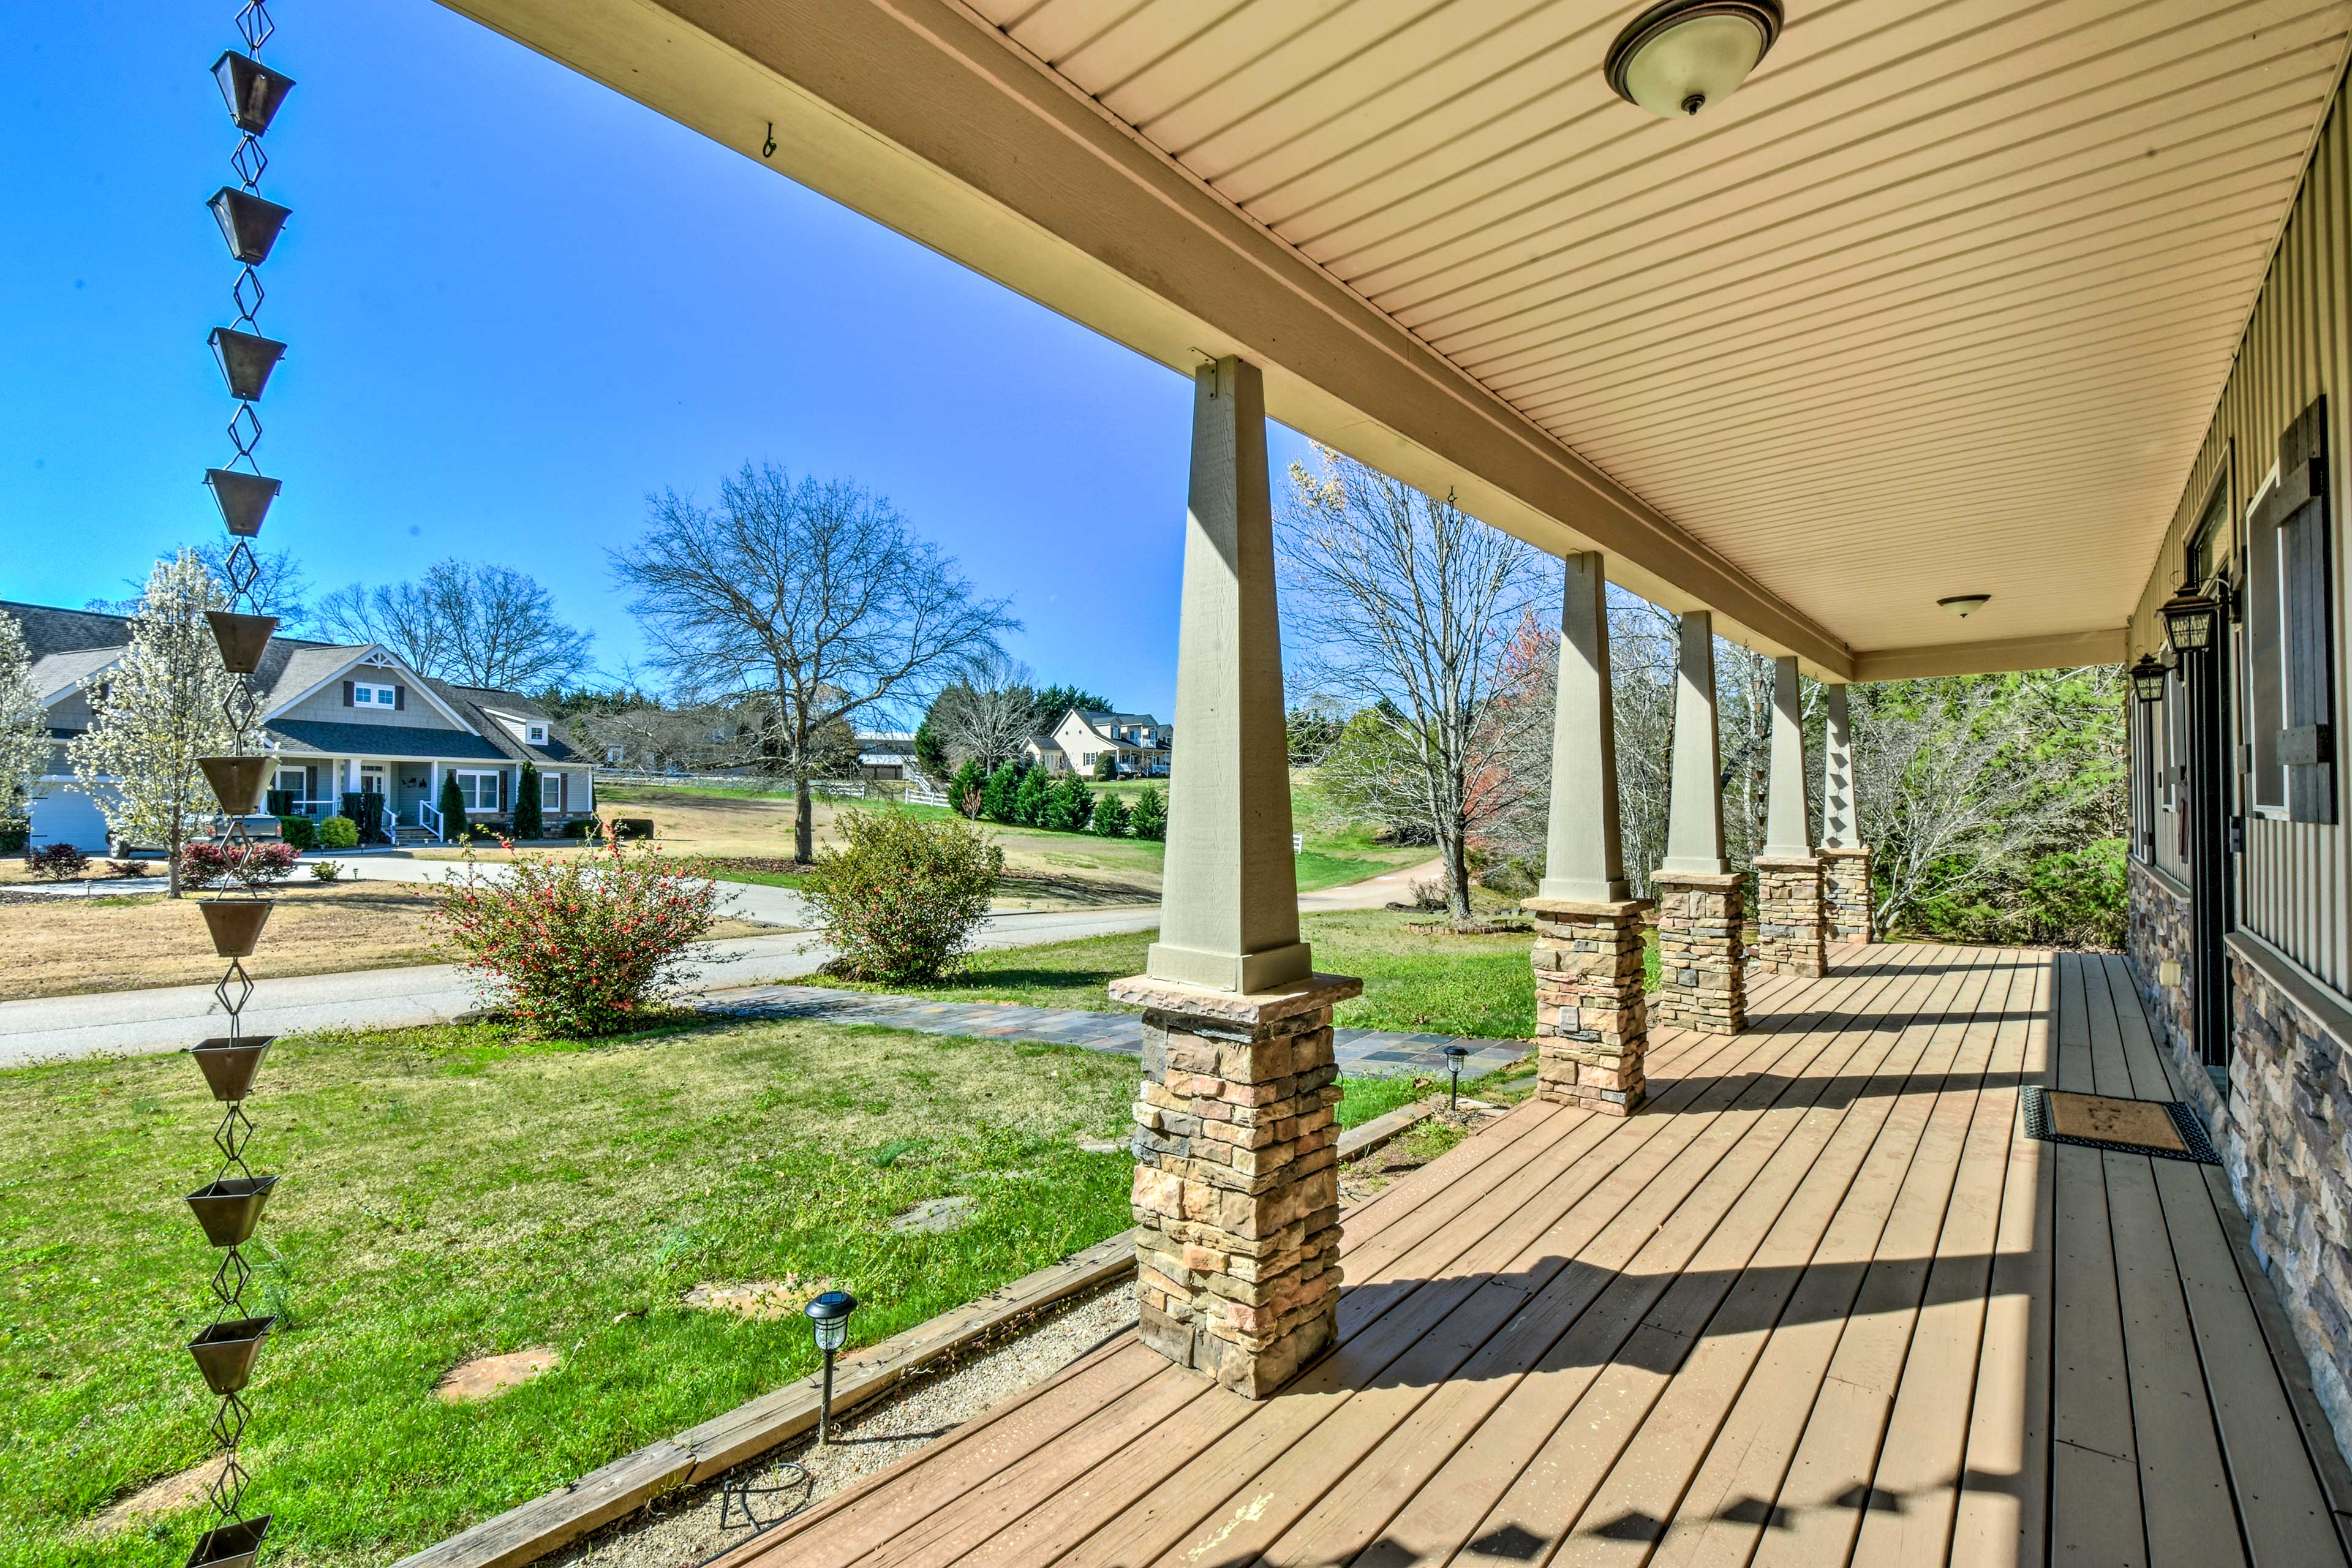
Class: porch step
391,826,438,845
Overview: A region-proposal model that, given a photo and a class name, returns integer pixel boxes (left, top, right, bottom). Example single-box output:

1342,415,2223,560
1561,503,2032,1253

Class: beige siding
275,663,464,729
2132,72,2352,991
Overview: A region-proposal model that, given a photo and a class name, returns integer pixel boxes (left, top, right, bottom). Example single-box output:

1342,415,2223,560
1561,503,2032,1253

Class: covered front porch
712,945,2351,1568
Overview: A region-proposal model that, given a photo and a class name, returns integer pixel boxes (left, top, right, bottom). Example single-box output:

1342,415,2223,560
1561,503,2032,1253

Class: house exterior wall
277,663,464,729
2124,72,2352,1468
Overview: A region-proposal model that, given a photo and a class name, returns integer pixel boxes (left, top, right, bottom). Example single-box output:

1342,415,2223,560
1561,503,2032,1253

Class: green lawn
824,908,1657,1040
1,1016,1137,1568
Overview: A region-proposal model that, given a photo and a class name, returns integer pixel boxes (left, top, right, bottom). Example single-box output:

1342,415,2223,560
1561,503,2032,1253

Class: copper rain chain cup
180,9,296,1559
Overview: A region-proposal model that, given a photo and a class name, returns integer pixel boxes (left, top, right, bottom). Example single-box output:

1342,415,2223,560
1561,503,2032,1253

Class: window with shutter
2247,397,2337,823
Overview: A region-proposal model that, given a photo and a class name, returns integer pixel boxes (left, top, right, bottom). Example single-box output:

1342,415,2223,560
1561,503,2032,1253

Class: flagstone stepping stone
435,1346,559,1404
888,1195,974,1234
92,1454,228,1532
681,1276,825,1320
1076,1137,1125,1154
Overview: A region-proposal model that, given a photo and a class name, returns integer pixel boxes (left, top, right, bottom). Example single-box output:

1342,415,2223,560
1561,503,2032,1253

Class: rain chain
183,7,294,1567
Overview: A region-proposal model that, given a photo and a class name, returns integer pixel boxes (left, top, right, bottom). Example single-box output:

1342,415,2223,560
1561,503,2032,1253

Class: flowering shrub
801,809,1001,984
180,839,300,891
429,836,720,1037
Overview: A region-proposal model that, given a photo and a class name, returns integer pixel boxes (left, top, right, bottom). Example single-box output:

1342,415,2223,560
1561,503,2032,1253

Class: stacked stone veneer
1822,846,1874,944
2125,858,2352,1464
1525,898,1649,1115
1751,856,1827,978
1651,872,1746,1034
1109,971,1359,1398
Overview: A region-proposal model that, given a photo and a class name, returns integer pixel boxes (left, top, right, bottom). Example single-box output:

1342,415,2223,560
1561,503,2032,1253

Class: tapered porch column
1524,552,1648,1114
1820,683,1873,944
1752,655,1826,978
1110,356,1353,1399
1651,611,1746,1033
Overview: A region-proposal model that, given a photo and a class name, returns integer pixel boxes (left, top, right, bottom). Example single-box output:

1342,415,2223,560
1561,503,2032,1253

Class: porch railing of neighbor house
416,801,443,842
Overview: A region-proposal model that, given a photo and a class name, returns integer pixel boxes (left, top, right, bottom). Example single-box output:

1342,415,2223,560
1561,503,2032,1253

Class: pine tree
0,610,47,846
513,760,545,839
1015,765,1052,827
70,551,236,897
1091,750,1119,782
1131,786,1167,842
948,756,986,817
1092,793,1130,838
1042,774,1095,832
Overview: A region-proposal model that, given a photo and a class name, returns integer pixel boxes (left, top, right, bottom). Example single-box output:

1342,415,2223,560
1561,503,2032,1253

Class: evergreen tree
981,761,1020,823
1043,774,1094,832
513,760,545,839
438,769,469,843
1131,786,1167,842
1093,793,1131,838
1014,765,1052,827
948,756,987,817
1091,750,1119,781
914,720,949,779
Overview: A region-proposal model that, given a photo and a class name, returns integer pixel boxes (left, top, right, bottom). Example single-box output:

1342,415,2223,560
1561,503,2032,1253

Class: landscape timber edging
390,1106,1439,1568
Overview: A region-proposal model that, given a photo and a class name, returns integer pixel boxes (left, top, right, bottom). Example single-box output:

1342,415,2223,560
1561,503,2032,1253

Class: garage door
29,784,113,853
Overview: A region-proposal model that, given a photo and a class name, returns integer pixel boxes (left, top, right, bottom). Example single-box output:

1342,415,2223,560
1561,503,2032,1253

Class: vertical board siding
2132,74,2352,993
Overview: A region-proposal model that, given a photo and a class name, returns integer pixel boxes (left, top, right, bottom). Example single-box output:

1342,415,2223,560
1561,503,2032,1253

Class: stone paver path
712,983,1528,1080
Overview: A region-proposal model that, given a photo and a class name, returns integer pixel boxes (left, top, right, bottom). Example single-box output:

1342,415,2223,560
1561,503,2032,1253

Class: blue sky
2,1,1324,717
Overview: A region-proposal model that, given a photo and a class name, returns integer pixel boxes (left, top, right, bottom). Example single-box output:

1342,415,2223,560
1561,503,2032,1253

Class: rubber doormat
2021,1087,2220,1164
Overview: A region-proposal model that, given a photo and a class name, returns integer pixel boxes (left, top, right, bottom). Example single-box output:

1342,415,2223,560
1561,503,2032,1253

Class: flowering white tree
0,610,48,844
72,552,237,897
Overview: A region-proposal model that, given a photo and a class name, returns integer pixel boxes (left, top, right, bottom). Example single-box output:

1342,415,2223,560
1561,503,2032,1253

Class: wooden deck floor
718,946,2352,1567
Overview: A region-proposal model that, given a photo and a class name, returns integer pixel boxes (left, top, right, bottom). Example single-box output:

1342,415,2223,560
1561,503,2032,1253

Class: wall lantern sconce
1441,1044,1469,1110
2130,655,2169,704
1604,0,1783,118
805,1290,857,1444
1937,594,1991,620
2160,584,2218,652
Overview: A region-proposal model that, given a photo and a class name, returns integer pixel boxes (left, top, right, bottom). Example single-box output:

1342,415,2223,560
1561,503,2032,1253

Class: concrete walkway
714,982,1527,1081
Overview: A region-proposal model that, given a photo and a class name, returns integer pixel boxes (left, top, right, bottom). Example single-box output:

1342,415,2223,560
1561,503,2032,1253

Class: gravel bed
544,1279,1139,1568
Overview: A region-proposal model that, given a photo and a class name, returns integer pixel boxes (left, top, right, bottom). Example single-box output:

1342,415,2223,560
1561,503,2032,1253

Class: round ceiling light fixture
1938,594,1992,619
1604,0,1784,119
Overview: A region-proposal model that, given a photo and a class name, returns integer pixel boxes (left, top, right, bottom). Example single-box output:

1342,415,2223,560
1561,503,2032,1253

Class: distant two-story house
12,601,596,851
1025,708,1171,778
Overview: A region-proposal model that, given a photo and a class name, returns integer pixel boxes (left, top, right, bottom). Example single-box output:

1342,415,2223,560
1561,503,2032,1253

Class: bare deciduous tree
613,462,1016,861
314,560,593,690
929,649,1041,772
1279,445,1545,919
88,543,312,631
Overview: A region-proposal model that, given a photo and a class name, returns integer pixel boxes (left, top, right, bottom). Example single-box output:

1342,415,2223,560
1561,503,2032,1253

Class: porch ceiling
443,0,2351,677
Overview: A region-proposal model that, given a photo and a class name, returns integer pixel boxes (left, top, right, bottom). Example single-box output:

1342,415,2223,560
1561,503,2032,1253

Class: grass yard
820,908,1658,1039
0,883,778,1003
0,1014,1139,1568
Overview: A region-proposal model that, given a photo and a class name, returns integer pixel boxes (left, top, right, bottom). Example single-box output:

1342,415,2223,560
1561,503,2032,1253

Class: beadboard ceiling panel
969,0,2352,658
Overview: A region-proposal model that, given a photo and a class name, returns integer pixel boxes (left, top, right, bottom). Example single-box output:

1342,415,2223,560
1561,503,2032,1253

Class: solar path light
1441,1044,1470,1111
806,1290,857,1444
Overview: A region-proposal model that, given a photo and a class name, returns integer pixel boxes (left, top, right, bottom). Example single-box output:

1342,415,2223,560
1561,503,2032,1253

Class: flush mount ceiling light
1938,594,1991,619
1604,0,1784,119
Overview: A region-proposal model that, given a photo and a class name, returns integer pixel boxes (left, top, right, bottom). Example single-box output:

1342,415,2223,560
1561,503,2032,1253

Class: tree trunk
1442,825,1473,921
166,817,181,899
794,777,814,863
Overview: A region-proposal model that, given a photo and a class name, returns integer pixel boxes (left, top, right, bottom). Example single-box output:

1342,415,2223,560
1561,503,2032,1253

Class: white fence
595,770,949,806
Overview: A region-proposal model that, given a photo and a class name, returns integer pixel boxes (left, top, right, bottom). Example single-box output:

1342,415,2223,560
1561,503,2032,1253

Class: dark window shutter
499,770,508,812
342,680,354,707
394,685,405,712
2249,487,2285,810
2280,396,2337,824
306,765,318,801
559,771,568,812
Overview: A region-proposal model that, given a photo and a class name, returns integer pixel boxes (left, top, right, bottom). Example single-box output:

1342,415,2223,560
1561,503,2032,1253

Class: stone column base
1652,872,1747,1034
1822,846,1873,944
1524,897,1649,1115
1751,855,1827,978
1108,970,1362,1399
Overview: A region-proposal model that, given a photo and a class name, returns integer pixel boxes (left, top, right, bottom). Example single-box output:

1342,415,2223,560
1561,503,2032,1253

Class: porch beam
1851,627,2126,680
433,0,1855,679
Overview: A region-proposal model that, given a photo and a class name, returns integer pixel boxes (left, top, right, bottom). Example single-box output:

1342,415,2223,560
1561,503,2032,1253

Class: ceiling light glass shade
1937,594,1991,619
2159,586,2218,652
1605,0,1782,118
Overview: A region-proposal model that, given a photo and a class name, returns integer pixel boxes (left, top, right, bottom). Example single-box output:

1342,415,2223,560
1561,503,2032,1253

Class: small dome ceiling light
1604,0,1784,119
1938,594,1991,620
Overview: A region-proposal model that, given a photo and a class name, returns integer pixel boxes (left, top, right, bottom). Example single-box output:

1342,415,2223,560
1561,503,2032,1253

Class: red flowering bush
802,809,1001,983
429,837,720,1037
180,839,299,891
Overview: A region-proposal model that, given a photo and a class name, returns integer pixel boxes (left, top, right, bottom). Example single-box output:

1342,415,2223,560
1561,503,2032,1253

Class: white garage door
29,784,113,853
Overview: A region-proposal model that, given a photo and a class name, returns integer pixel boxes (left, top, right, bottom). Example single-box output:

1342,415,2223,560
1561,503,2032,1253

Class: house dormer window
353,681,395,707
527,724,547,745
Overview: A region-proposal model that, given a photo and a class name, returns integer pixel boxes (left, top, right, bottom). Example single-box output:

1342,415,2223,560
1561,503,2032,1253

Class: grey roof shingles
265,719,510,761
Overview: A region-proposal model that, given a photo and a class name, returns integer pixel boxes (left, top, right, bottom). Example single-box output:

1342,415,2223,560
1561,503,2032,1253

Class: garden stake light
807,1290,858,1444
181,6,292,1564
1442,1044,1469,1110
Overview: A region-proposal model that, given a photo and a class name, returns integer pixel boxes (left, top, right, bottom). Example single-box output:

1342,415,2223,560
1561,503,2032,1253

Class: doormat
2021,1087,2220,1164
